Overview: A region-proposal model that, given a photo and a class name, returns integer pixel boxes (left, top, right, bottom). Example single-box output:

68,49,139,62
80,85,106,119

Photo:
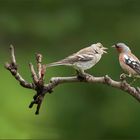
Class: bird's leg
120,73,132,80
76,69,91,81
76,70,85,80
120,73,137,85
120,73,127,80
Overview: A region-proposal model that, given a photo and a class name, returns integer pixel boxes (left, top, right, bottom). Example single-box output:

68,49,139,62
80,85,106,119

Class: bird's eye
95,49,99,54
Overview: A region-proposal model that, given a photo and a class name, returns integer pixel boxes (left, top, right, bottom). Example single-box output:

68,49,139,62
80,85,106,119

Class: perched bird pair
47,42,140,79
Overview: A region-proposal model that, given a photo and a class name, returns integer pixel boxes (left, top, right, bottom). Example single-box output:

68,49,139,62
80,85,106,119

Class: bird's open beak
111,45,116,48
102,47,108,53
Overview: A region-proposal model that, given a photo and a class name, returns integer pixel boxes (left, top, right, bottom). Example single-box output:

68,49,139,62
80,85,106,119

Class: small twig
5,46,33,89
36,53,42,79
41,64,46,79
29,63,38,84
5,45,140,115
10,45,16,64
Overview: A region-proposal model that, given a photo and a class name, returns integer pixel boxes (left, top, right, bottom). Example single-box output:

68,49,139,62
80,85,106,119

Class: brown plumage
113,43,140,76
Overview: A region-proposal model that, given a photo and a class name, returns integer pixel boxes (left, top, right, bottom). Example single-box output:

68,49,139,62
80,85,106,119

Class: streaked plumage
47,43,107,73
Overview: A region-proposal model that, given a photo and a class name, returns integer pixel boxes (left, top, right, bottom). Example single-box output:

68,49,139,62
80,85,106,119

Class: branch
5,46,140,115
5,45,33,89
47,75,140,102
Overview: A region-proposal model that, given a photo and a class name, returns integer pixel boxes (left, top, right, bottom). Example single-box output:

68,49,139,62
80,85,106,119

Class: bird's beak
111,45,116,48
102,47,108,53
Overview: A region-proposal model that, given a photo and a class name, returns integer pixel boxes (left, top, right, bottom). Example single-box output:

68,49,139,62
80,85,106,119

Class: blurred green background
1,0,140,139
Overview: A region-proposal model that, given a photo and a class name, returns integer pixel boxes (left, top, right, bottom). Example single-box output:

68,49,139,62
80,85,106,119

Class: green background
1,0,140,139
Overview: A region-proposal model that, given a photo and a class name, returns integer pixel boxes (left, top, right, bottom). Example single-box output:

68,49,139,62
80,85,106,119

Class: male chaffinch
112,43,140,78
47,43,107,75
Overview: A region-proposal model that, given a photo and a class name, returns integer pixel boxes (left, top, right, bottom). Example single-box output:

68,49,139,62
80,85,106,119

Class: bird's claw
120,73,127,80
77,72,91,81
120,73,137,85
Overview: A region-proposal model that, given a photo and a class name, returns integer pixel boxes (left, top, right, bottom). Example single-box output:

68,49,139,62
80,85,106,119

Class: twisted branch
5,46,140,115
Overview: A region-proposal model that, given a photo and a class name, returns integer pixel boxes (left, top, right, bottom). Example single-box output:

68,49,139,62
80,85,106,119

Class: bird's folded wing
62,53,94,64
61,46,99,64
124,54,140,74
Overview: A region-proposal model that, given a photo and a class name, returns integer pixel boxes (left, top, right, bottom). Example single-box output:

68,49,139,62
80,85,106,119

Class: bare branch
5,45,140,115
46,75,140,102
41,64,46,79
29,63,38,84
10,45,16,64
36,53,42,79
5,46,33,89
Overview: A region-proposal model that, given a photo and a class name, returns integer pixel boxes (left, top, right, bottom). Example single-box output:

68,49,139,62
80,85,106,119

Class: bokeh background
1,0,140,139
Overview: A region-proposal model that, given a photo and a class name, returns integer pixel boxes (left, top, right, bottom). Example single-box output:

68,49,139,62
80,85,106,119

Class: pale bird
47,43,107,76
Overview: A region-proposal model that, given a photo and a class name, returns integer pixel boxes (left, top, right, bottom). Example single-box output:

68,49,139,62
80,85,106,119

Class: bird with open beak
47,43,108,77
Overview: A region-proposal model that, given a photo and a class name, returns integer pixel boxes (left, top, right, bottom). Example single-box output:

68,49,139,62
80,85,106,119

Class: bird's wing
65,46,101,63
63,53,94,64
123,54,140,74
48,46,99,65
47,50,95,67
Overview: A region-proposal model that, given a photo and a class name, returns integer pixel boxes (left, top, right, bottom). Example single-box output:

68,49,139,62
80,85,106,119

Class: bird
112,43,140,79
47,43,108,77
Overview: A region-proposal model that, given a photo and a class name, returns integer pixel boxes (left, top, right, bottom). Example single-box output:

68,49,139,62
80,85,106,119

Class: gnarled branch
5,46,140,115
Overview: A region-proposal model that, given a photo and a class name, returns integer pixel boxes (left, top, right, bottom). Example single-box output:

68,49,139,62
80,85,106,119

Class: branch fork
5,45,47,114
5,45,140,115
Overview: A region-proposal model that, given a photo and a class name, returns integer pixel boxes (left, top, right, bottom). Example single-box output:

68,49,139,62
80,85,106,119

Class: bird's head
112,43,131,53
92,42,108,54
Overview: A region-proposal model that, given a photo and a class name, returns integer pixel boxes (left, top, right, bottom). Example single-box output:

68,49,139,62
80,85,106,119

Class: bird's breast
119,53,137,75
74,54,101,70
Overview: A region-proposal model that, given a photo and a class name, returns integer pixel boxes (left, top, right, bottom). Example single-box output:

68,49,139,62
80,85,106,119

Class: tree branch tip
29,63,33,67
10,44,14,50
29,105,32,108
36,53,42,57
29,63,32,66
36,53,42,62
29,102,34,108
35,110,39,115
